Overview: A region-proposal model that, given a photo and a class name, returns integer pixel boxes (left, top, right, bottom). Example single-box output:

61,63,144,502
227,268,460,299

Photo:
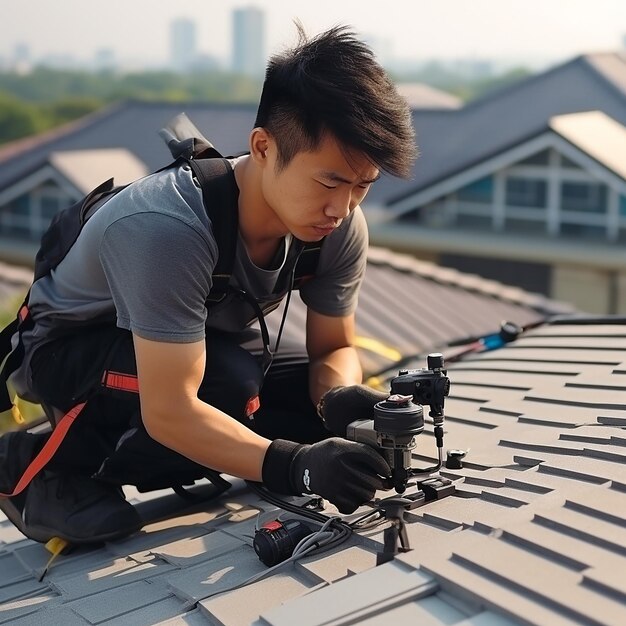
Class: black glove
318,385,389,436
262,437,391,514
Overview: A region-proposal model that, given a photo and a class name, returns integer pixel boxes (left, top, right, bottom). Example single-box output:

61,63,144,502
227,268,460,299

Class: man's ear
249,127,273,166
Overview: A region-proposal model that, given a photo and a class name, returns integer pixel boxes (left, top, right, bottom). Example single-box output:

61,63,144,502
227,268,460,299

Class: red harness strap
0,402,86,498
0,370,140,499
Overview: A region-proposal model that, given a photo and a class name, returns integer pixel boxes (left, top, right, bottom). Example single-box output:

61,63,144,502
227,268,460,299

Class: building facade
232,7,265,78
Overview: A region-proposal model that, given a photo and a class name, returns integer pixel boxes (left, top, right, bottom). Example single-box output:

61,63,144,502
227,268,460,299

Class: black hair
254,24,416,178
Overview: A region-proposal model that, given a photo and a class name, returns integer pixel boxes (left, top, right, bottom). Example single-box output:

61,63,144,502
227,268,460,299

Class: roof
2,315,626,625
369,52,626,207
395,83,462,110
549,111,626,181
0,246,573,377
49,149,149,194
0,102,258,196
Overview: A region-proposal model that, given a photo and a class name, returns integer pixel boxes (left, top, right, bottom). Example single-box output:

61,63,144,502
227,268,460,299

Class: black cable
245,481,353,549
268,263,296,375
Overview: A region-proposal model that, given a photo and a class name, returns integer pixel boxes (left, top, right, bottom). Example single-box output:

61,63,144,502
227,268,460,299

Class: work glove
317,385,389,436
262,437,391,514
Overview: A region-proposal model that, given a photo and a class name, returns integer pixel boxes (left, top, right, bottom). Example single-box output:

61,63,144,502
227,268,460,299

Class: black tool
346,353,451,493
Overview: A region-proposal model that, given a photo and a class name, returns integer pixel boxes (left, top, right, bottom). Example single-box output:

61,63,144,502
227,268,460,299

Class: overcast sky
1,0,625,68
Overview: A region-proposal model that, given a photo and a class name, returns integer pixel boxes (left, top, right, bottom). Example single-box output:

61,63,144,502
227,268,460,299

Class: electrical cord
246,481,353,540
190,485,353,606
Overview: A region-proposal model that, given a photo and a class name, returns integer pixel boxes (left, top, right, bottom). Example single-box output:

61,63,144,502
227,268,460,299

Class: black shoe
0,430,48,541
21,470,143,544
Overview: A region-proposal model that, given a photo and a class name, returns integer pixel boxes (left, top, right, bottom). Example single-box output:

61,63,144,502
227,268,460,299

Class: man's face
260,133,379,242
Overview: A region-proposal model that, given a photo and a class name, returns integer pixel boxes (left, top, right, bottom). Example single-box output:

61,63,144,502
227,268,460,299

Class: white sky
1,0,625,67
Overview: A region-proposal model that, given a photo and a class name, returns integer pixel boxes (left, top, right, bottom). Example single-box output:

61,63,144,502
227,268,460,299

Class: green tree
0,92,50,142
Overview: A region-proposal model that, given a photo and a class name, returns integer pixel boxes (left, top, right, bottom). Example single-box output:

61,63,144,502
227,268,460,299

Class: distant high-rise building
170,18,197,71
232,6,265,77
14,43,30,64
12,43,32,73
94,48,116,72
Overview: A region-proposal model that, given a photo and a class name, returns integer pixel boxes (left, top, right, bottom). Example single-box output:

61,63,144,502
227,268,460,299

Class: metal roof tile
259,561,436,626
582,568,626,605
0,577,50,605
0,592,59,624
448,537,626,626
49,557,177,601
354,594,469,625
149,531,244,568
501,519,625,572
68,580,175,624
420,554,581,626
295,545,377,584
198,572,320,626
7,605,90,625
165,546,267,604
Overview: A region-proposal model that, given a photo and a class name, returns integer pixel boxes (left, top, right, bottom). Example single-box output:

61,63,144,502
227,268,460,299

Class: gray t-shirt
12,161,368,397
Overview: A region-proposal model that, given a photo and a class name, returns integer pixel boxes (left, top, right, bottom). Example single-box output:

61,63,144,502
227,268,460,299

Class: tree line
0,65,530,146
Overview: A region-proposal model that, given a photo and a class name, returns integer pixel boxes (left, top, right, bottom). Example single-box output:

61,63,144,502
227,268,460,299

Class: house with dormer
368,53,626,313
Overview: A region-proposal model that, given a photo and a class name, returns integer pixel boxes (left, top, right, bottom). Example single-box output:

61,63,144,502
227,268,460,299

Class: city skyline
1,0,625,72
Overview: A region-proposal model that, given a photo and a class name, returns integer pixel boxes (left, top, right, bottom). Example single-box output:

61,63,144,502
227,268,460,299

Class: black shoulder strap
188,158,239,303
293,241,323,288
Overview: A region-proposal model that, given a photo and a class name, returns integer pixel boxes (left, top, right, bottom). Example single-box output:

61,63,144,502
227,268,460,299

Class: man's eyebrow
320,171,381,185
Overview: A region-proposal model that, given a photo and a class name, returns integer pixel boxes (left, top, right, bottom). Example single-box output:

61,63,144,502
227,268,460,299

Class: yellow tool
39,537,70,581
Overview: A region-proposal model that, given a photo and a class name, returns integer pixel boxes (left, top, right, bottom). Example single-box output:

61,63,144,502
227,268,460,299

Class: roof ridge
115,98,258,110
458,55,587,114
580,52,626,99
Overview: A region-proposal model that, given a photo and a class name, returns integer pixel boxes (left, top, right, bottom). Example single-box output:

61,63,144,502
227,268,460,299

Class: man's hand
317,384,389,436
262,437,391,514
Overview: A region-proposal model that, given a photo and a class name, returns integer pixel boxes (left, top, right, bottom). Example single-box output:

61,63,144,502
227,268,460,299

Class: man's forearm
308,345,363,405
143,398,271,480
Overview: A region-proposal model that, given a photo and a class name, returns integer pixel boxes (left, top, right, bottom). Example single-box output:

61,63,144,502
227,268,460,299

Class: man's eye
317,181,337,190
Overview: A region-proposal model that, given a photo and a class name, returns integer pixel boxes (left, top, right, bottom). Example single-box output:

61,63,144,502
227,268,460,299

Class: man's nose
326,189,352,220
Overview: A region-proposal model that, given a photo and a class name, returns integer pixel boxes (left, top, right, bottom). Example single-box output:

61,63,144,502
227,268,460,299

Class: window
398,208,420,223
0,194,31,240
620,195,626,217
457,176,493,204
7,195,30,216
560,223,606,240
456,214,492,230
506,177,547,208
560,155,583,169
40,196,61,220
518,150,550,166
561,182,607,214
503,218,546,235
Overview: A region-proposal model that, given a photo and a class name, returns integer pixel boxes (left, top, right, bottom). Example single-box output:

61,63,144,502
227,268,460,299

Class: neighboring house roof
0,149,150,215
383,110,626,218
267,247,573,375
0,246,573,378
366,52,626,208
49,149,149,194
0,102,257,197
395,83,462,109
1,315,625,625
549,110,626,180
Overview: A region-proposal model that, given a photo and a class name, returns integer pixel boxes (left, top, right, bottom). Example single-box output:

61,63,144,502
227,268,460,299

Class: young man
0,25,416,543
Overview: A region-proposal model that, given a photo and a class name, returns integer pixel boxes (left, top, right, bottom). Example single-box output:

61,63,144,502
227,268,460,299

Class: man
0,25,416,543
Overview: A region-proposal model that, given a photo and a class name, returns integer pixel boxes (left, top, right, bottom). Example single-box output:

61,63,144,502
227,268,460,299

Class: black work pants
29,326,330,491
